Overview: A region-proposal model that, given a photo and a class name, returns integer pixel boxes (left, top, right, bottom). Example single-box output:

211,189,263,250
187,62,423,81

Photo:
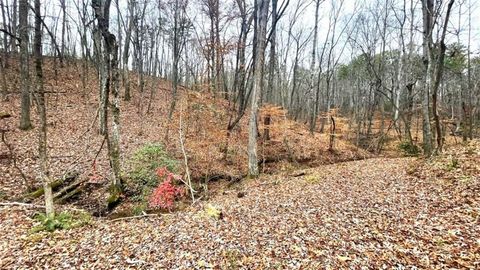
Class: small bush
203,204,223,219
196,203,223,220
125,143,178,198
305,174,322,184
132,203,147,216
398,141,420,156
446,156,460,171
31,211,91,233
148,167,184,210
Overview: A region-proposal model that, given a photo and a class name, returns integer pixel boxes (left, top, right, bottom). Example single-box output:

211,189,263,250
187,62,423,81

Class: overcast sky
33,0,480,71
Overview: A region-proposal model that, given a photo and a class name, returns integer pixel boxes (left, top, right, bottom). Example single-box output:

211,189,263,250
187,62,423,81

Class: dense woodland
0,0,479,268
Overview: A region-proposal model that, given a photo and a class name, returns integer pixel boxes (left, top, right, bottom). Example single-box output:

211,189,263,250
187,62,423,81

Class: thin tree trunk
248,0,269,177
10,0,17,52
466,0,473,140
431,0,454,152
96,27,108,135
33,0,54,218
421,0,433,155
123,0,134,101
19,0,31,130
168,0,180,122
1,1,9,65
0,53,7,100
60,0,66,64
308,0,321,133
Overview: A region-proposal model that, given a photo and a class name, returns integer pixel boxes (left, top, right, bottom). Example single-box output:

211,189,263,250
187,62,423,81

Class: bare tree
72,0,91,96
308,0,323,133
421,0,455,154
11,0,18,52
227,0,253,132
33,0,54,218
168,0,181,121
60,0,67,63
19,0,31,130
122,0,135,101
247,0,269,177
0,1,7,100
92,0,122,196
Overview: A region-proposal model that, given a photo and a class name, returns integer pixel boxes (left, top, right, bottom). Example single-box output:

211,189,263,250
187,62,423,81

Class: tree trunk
431,0,455,152
247,0,269,177
421,0,433,155
123,0,134,101
168,0,180,122
92,0,122,190
94,27,108,135
33,0,54,218
10,0,17,53
214,0,223,96
0,52,7,101
1,1,9,64
19,0,31,130
421,0,455,154
308,0,321,133
60,0,66,63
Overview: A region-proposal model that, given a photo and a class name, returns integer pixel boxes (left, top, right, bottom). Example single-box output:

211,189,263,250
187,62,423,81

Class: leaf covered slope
1,157,479,268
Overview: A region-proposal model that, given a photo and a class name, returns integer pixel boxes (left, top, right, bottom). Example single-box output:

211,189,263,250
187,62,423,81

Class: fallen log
107,213,164,223
20,171,79,202
0,202,45,209
55,187,83,205
53,177,87,204
53,179,84,202
201,173,245,183
21,179,64,202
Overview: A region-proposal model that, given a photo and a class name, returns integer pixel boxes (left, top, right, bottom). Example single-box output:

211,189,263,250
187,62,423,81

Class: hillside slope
0,58,368,202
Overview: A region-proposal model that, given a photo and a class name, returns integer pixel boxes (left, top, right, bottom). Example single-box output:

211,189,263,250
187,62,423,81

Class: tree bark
92,0,121,189
421,0,433,155
168,0,181,122
431,0,455,152
11,0,17,52
33,0,54,218
308,0,321,133
247,0,269,177
19,0,31,130
421,0,455,154
0,51,7,100
60,0,66,63
122,0,134,101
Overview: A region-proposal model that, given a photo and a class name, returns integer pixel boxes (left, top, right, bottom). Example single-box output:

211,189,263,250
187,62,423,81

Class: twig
106,213,162,223
178,104,196,203
0,29,20,43
93,136,107,162
78,106,100,140
0,202,89,214
0,202,45,208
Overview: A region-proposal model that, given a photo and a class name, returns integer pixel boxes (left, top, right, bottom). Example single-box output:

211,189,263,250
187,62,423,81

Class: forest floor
1,153,479,269
1,58,479,268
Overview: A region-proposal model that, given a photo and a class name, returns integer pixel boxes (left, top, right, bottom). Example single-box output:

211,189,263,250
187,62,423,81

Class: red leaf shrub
148,167,184,210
